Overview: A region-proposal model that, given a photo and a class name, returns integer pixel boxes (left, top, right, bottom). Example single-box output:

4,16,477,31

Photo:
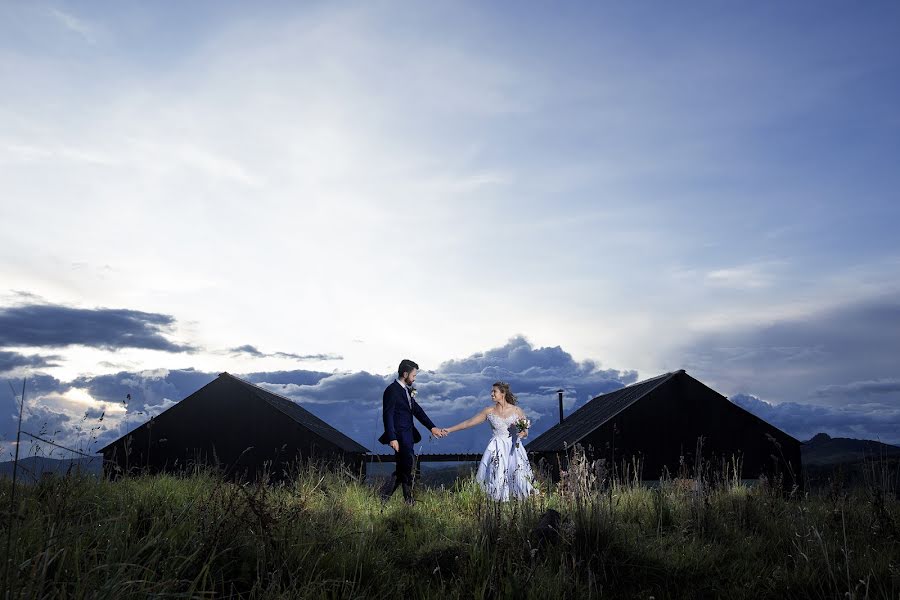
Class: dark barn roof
98,372,368,454
527,371,677,452
526,369,801,453
224,373,369,453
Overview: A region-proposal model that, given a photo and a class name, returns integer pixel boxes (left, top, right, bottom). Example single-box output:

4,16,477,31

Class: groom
378,359,445,504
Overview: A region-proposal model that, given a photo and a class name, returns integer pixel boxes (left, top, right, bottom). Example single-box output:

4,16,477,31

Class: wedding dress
474,412,537,501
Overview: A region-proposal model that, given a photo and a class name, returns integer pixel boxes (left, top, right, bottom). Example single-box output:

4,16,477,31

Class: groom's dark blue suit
379,380,436,496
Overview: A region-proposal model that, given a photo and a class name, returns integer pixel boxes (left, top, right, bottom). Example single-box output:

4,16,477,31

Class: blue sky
1,1,899,456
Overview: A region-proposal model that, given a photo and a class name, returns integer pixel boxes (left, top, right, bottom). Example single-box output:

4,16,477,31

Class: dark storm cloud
675,295,900,444
69,368,217,408
230,345,266,357
229,345,343,362
0,404,74,462
0,303,194,352
242,370,333,386
0,350,62,374
731,393,900,445
677,294,900,407
438,336,626,379
0,375,73,459
813,379,900,398
423,335,637,426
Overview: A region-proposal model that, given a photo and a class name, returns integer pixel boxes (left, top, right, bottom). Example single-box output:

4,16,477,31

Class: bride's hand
517,430,528,439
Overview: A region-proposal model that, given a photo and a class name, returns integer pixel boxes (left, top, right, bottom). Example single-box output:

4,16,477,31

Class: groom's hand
430,427,445,438
389,440,399,452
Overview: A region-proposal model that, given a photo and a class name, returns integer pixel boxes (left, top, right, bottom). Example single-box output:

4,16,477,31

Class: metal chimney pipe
557,389,564,423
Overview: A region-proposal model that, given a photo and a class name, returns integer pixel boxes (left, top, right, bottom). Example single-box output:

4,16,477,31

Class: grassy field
0,449,898,599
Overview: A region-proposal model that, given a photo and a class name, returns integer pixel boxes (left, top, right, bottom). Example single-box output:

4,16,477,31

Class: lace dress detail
474,412,537,501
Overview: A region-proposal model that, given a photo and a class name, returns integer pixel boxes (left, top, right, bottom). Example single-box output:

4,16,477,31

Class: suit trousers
394,430,415,486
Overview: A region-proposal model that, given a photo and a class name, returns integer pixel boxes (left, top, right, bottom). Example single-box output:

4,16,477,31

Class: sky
1,1,899,459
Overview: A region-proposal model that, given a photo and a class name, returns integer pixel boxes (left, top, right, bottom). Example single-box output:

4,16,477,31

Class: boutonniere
410,386,418,399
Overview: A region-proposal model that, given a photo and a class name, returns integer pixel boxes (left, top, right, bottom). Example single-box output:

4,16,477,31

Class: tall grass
1,444,898,599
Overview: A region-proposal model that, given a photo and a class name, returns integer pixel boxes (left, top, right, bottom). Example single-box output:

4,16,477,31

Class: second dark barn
526,370,802,489
98,372,369,480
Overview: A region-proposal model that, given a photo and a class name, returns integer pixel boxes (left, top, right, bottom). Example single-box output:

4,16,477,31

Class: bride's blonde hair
492,381,517,405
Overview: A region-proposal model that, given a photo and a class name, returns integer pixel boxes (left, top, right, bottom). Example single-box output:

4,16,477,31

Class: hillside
801,432,900,466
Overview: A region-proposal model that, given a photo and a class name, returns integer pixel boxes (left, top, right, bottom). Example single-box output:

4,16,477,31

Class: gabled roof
220,373,369,453
526,371,680,452
98,372,369,454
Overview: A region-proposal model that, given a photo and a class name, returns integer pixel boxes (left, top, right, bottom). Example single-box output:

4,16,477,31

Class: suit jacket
378,380,436,445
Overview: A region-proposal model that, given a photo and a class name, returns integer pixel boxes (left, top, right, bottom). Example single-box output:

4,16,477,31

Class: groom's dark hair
398,359,419,378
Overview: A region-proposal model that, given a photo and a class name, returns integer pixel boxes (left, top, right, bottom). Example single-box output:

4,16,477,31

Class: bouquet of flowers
514,417,531,448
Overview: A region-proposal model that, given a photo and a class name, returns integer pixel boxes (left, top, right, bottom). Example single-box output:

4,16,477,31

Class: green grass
1,453,898,599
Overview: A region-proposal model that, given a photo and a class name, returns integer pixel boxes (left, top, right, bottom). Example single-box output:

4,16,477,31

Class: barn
526,370,802,489
97,372,369,480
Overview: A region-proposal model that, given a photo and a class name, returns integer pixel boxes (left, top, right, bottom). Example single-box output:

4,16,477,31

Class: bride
442,381,538,501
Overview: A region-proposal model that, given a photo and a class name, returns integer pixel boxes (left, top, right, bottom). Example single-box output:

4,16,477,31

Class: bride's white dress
474,412,537,501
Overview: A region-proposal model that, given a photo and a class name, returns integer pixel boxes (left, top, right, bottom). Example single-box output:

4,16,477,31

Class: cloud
677,294,900,408
258,336,638,453
46,8,98,45
0,303,195,352
242,370,333,386
440,336,603,375
229,345,342,362
143,398,177,418
0,403,74,462
813,379,900,398
5,335,897,460
0,375,94,460
0,370,219,456
731,393,900,445
69,368,215,408
704,261,784,290
0,350,62,374
0,337,637,457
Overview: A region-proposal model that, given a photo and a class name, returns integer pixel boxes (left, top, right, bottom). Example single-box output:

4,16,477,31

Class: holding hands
390,426,449,449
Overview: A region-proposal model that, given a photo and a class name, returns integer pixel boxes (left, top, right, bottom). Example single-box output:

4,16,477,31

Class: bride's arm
445,408,490,434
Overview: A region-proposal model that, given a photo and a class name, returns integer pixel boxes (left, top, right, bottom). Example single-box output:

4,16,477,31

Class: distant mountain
801,432,900,466
0,456,102,481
